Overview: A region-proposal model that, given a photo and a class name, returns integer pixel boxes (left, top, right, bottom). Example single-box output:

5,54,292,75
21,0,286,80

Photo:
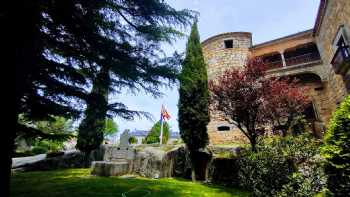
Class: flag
160,105,171,123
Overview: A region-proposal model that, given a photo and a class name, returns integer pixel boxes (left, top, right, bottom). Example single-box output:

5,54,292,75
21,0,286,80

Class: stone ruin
91,130,135,176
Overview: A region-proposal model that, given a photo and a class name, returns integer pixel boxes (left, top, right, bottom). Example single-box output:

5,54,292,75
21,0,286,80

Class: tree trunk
77,67,110,154
249,136,257,152
191,166,196,182
2,118,16,197
190,151,196,182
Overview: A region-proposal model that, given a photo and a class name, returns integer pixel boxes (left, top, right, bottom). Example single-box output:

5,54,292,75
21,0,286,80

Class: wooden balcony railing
265,60,283,70
285,52,321,67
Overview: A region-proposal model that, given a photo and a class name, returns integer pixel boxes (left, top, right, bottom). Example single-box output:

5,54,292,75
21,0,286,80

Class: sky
112,0,320,139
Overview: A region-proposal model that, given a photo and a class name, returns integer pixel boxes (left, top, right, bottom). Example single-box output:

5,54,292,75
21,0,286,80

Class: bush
276,162,327,197
321,95,350,196
238,145,294,196
34,140,63,153
13,151,35,157
238,134,323,196
32,146,48,155
128,136,137,144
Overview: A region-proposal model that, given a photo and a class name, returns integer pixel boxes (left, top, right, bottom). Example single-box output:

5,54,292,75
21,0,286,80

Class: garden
9,0,350,197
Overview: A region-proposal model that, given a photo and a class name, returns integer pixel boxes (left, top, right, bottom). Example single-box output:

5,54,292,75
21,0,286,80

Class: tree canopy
209,58,310,151
178,21,209,152
144,121,170,144
9,0,194,195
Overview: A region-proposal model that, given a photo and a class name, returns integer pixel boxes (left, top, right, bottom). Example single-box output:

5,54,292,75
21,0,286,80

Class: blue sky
113,0,320,137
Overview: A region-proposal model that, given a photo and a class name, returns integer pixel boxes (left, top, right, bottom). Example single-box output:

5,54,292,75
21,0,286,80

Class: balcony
265,60,283,70
285,52,321,67
261,42,321,71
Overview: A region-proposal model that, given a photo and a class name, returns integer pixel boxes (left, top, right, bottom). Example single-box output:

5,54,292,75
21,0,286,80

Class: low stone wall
13,144,244,186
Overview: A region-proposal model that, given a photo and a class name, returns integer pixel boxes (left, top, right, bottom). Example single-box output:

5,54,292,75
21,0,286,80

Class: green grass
10,169,249,197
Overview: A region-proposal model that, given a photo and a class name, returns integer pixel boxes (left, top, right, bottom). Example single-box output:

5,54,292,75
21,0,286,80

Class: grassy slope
10,169,249,197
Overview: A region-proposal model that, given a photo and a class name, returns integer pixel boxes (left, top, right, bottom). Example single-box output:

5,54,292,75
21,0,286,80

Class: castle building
202,0,350,144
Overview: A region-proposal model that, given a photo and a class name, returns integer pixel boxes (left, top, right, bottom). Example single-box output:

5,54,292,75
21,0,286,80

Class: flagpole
160,118,164,145
160,104,164,145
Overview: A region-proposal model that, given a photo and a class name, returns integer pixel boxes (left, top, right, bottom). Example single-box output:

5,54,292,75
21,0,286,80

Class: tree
103,118,118,138
263,78,310,137
8,0,194,195
321,95,350,196
16,116,75,153
209,58,269,152
17,115,75,146
75,1,195,156
144,121,170,144
178,21,210,181
128,136,138,144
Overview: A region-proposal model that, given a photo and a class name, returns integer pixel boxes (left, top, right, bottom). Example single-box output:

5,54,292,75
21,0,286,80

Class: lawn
10,169,249,197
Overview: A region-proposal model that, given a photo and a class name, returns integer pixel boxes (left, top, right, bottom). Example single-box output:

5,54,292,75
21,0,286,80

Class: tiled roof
129,129,180,139
129,130,149,137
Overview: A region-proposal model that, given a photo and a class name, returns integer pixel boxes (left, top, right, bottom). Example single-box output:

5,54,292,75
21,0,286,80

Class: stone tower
202,32,252,144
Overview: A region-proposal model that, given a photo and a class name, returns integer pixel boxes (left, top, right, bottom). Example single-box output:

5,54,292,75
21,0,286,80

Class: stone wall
202,32,252,144
315,0,350,112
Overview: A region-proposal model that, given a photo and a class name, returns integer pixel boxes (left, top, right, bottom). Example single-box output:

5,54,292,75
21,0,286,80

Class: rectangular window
224,40,233,49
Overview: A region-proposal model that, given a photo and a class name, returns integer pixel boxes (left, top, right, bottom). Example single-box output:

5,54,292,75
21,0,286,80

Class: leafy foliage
238,144,294,196
144,121,170,144
321,95,350,196
103,118,118,138
16,116,75,154
128,136,138,144
17,115,75,143
74,0,195,154
263,78,310,136
178,21,209,152
209,58,269,151
209,58,310,151
238,134,323,196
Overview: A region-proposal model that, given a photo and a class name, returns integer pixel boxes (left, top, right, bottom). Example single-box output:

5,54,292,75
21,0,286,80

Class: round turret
202,32,252,79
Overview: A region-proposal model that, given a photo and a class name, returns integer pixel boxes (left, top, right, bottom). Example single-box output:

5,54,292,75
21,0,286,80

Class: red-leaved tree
209,58,310,151
209,58,269,151
263,78,310,137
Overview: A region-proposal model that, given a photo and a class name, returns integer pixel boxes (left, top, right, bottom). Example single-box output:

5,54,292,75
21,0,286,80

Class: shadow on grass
11,168,249,197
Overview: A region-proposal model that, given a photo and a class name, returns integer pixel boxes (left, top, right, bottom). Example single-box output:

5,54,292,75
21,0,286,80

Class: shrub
238,134,322,196
13,151,35,157
128,136,137,144
32,146,48,155
276,162,327,197
321,95,350,196
238,146,294,196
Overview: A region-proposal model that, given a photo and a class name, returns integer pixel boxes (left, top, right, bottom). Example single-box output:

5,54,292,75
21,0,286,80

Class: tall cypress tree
178,21,210,181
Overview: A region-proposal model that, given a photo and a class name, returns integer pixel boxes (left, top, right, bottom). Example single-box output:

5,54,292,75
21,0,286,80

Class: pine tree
8,0,194,195
178,21,210,181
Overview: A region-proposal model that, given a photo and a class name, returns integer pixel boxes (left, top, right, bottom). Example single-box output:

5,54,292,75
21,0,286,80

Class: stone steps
91,161,129,176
